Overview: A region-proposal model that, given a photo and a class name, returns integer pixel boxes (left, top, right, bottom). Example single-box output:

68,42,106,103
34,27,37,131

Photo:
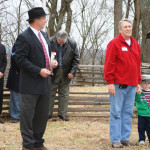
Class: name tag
52,52,56,56
122,47,128,51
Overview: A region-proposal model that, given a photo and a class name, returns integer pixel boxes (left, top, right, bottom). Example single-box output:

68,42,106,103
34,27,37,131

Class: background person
49,30,79,121
0,43,7,124
14,7,57,150
104,18,141,148
135,74,150,145
6,44,20,123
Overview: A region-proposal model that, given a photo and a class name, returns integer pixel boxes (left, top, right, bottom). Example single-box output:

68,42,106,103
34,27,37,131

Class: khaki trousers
49,68,69,116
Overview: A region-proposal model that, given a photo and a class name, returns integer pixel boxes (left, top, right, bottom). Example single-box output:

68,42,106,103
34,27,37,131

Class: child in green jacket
135,74,150,145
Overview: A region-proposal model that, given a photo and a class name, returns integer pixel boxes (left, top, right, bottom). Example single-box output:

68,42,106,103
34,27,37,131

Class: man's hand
68,73,74,79
108,84,115,96
0,72,3,78
136,84,141,94
39,68,51,78
51,60,58,69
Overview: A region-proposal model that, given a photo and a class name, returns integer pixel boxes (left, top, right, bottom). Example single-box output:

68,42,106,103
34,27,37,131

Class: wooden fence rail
2,64,150,117
3,90,139,117
3,90,110,117
4,63,150,87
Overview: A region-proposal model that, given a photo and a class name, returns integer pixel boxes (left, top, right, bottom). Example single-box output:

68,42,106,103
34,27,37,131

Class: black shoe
12,118,19,123
58,115,69,121
22,146,33,150
121,141,135,146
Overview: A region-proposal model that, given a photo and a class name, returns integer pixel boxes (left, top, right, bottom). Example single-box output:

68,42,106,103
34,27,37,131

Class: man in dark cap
14,7,57,150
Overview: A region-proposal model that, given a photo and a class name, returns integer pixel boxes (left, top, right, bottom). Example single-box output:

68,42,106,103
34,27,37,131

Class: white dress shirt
30,26,50,59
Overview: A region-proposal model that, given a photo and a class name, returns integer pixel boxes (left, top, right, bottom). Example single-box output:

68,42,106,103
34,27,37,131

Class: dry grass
0,117,150,150
1,86,150,150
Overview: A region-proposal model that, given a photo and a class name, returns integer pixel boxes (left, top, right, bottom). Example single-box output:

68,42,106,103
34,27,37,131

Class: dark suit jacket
6,44,20,92
0,43,7,74
0,43,7,84
15,27,51,95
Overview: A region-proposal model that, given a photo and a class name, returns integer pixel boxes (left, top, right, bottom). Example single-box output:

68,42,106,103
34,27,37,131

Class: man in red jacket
104,18,141,148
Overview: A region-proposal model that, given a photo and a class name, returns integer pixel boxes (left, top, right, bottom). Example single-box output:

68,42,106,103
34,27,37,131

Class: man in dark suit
15,7,57,150
0,43,7,124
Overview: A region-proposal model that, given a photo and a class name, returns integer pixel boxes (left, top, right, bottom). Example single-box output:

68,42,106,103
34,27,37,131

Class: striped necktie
38,32,50,70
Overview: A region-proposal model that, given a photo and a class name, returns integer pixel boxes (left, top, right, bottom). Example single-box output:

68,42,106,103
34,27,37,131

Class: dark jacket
6,44,20,92
14,27,51,95
49,36,79,83
0,43,7,74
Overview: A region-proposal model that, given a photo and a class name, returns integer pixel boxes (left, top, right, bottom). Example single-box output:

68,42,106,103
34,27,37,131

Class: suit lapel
28,28,44,53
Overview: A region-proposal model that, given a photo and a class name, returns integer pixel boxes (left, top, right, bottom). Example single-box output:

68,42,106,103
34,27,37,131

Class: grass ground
0,117,150,150
1,86,150,150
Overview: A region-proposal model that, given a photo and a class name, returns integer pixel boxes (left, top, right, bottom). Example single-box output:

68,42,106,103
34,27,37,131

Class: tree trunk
114,0,122,37
132,0,140,41
17,0,23,36
125,0,131,18
47,0,58,36
65,2,72,35
47,0,73,36
141,0,150,62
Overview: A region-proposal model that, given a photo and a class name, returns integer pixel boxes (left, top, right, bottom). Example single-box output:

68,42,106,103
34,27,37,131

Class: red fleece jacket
104,33,141,86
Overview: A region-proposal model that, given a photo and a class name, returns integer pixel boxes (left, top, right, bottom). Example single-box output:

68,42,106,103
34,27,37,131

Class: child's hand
136,84,141,94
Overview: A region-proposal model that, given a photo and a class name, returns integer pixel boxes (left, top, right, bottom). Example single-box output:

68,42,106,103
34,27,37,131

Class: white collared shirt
125,39,131,46
29,26,50,59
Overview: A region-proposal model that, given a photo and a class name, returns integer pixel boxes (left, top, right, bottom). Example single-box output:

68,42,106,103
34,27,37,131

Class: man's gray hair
118,18,133,29
56,30,68,42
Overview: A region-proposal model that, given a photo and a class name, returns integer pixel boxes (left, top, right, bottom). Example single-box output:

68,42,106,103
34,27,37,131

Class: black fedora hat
26,7,48,21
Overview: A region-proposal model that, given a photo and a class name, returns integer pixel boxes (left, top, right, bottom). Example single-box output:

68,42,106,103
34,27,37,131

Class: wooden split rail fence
2,63,150,117
3,90,110,117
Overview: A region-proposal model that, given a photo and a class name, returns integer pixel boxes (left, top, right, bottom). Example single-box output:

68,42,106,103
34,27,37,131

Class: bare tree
114,0,122,37
74,0,113,64
17,0,23,36
141,0,150,63
0,0,38,48
43,0,73,36
132,0,141,41
0,0,8,15
125,0,131,18
0,0,8,43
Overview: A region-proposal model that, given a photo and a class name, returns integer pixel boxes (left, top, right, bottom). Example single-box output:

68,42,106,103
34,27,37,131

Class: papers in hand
50,52,56,75
51,52,56,62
